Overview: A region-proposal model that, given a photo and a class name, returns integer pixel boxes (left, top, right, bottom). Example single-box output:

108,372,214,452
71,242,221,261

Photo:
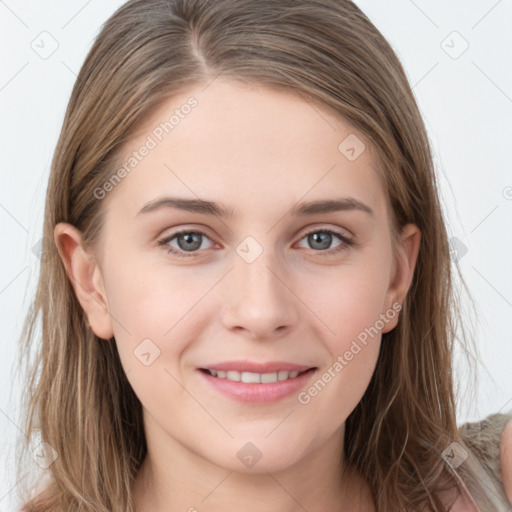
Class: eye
157,227,354,259
157,230,215,258
296,228,354,255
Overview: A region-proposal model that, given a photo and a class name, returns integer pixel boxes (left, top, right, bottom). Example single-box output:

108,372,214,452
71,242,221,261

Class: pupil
310,232,331,250
175,232,332,252
178,232,201,251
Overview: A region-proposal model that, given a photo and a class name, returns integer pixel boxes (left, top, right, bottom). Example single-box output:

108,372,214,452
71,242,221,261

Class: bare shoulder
501,418,512,503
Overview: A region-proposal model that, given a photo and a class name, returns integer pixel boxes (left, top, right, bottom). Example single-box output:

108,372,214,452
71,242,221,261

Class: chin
204,434,313,475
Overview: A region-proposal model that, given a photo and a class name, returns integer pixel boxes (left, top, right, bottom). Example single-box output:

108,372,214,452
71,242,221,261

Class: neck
132,420,375,512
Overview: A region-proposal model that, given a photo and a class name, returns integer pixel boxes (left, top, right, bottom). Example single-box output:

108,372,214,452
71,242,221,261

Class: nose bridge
234,241,287,306
221,237,299,337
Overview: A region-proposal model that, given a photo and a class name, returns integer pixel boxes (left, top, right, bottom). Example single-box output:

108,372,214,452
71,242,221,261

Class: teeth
226,370,241,381
261,372,278,383
277,370,289,381
207,369,304,383
241,372,261,383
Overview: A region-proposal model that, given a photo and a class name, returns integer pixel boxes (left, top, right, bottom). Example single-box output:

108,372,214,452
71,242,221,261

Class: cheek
310,255,393,347
104,256,212,337
101,259,191,368
297,253,391,412
301,340,380,438
104,264,208,416
298,268,387,424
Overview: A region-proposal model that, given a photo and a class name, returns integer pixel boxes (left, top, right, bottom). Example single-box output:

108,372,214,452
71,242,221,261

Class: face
58,78,420,475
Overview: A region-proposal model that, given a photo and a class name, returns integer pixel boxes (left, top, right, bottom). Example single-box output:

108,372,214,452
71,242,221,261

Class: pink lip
197,363,317,404
199,360,313,373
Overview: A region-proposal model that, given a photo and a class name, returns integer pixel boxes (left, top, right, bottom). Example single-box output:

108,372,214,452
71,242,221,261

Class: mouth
198,368,314,383
196,362,318,403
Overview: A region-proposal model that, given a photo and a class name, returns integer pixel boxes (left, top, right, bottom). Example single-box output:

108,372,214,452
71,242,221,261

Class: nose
220,249,300,340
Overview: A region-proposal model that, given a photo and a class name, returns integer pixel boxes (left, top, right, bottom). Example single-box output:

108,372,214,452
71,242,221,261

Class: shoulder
501,418,512,503
458,411,512,506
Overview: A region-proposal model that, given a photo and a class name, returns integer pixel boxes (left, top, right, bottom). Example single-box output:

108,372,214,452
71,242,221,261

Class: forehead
106,78,389,223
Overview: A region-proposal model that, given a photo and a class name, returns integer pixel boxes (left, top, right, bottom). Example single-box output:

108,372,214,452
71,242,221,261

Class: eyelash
157,227,355,259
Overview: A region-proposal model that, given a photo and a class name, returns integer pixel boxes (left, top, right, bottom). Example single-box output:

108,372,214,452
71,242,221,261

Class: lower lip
197,368,317,403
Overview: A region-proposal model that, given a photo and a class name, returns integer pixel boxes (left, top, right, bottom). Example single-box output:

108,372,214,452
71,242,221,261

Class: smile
201,369,309,383
197,364,318,404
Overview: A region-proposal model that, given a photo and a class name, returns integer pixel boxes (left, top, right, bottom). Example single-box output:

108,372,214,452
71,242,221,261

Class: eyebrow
135,196,374,219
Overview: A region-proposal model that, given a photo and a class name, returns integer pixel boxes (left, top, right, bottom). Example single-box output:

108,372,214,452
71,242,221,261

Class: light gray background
1,0,511,509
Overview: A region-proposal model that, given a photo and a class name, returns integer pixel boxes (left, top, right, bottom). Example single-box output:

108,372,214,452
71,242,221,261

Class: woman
15,0,512,510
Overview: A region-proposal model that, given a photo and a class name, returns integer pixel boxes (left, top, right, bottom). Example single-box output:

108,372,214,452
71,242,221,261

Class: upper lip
199,361,315,373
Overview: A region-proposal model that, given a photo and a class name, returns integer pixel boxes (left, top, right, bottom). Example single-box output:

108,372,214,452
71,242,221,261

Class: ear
53,222,114,340
381,223,421,333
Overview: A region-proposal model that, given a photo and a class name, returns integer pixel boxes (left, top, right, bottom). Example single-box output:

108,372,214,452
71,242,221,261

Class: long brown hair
15,0,508,510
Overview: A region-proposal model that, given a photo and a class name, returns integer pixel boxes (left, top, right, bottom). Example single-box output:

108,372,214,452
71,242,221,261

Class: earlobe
53,222,114,340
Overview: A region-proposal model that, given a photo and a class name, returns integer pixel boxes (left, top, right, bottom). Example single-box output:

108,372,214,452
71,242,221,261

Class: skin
54,79,422,512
